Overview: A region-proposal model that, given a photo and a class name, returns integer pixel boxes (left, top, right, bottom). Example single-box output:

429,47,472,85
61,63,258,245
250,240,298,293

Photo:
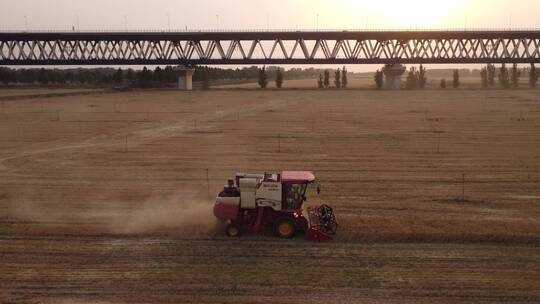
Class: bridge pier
176,66,195,90
382,64,406,90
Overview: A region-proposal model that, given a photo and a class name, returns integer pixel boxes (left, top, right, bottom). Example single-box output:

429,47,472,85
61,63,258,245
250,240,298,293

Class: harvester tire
225,223,242,237
273,217,296,239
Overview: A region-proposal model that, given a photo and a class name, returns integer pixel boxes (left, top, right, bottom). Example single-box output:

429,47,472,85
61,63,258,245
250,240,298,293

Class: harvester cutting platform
214,171,337,241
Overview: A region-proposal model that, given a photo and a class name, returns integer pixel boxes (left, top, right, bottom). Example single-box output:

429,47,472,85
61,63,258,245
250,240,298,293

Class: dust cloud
7,189,221,236
111,190,219,235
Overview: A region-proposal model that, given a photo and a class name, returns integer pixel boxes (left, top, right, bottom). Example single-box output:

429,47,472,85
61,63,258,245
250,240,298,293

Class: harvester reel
317,204,338,235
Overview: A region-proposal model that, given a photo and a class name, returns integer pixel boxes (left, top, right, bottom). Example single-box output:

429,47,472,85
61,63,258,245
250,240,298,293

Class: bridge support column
382,64,406,90
176,66,195,90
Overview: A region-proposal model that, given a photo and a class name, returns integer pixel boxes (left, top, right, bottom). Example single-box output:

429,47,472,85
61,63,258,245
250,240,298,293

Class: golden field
1,85,539,303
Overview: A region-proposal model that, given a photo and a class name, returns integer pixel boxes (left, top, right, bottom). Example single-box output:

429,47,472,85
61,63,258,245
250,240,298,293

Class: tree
487,64,496,87
65,71,74,84
511,63,521,88
258,66,268,88
317,74,324,88
78,70,90,84
440,79,447,89
56,71,66,84
480,67,488,88
406,67,417,89
0,67,11,85
138,66,153,88
417,64,427,88
530,64,538,88
38,68,49,84
164,66,177,83
323,70,330,88
453,69,460,88
200,68,210,90
374,69,384,89
334,68,341,88
341,66,348,88
113,68,123,85
275,67,283,88
97,72,111,85
47,69,57,84
153,66,164,83
124,69,134,86
498,64,510,88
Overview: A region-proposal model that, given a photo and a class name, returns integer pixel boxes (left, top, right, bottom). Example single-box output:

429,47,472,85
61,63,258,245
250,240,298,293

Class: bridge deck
1,30,539,65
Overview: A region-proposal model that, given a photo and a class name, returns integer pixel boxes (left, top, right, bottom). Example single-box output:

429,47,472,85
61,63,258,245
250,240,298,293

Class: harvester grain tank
213,171,337,241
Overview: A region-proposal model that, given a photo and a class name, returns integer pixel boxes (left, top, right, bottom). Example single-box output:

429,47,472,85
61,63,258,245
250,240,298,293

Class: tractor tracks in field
0,98,291,171
2,235,539,303
0,89,106,101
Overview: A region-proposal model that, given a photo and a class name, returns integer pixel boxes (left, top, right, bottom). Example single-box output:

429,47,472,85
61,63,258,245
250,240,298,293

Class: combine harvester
213,171,337,241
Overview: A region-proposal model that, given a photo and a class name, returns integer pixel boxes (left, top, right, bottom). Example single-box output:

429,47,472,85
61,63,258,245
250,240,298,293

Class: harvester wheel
225,223,241,237
273,217,296,239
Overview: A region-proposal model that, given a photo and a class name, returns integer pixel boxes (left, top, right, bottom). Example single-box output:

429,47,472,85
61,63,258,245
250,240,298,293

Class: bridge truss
1,31,539,65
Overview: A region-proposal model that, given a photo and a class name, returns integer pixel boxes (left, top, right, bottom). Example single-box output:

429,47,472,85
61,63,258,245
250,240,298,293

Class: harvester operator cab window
282,183,307,210
263,173,280,182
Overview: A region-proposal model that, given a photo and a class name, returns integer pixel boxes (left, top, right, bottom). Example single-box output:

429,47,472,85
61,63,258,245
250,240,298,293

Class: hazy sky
2,0,539,31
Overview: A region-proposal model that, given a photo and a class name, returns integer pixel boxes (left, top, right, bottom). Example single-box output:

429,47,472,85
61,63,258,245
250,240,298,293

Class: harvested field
1,87,539,303
0,88,104,99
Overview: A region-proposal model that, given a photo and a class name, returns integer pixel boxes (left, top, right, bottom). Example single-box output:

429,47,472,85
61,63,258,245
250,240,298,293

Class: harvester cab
214,171,338,241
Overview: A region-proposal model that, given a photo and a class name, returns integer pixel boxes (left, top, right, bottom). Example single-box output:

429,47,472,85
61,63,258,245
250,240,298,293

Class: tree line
0,65,346,88
256,66,349,89
314,67,349,89
1,64,538,89
0,66,178,87
479,63,538,89
373,63,538,89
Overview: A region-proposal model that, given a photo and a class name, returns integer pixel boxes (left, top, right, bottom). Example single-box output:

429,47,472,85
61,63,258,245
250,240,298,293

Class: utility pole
24,15,28,31
216,14,220,31
461,174,465,201
167,14,171,31
76,15,80,31
316,14,319,31
266,13,269,31
437,132,441,154
206,168,210,196
123,15,128,31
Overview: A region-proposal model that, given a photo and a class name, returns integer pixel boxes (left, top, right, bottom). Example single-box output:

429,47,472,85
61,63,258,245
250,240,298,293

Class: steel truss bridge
1,30,539,66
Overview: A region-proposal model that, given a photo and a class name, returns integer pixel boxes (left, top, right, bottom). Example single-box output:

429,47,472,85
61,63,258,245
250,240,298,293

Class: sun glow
352,0,469,29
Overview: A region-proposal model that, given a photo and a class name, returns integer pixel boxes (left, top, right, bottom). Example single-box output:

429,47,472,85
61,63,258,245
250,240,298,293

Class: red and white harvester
213,171,337,241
